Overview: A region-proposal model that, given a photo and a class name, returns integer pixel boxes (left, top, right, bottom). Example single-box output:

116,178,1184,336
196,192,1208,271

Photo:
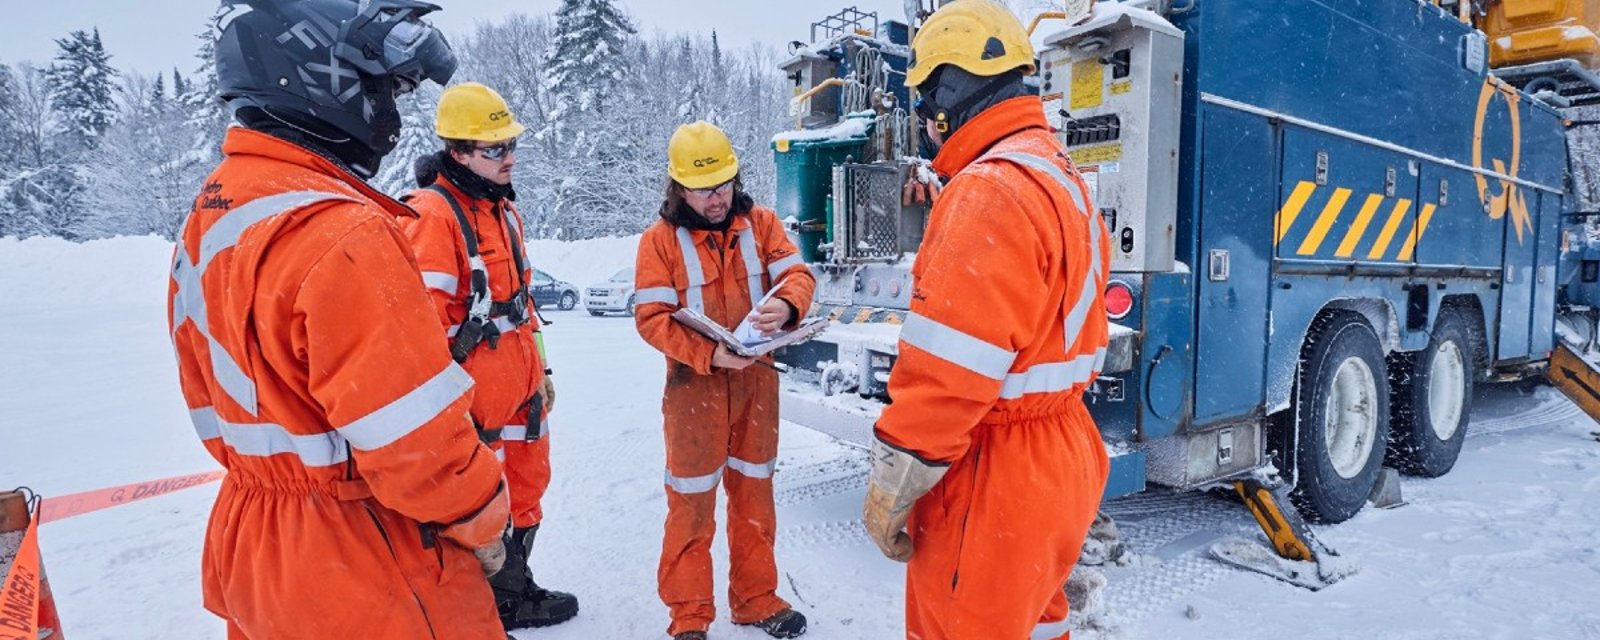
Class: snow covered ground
1,235,1598,639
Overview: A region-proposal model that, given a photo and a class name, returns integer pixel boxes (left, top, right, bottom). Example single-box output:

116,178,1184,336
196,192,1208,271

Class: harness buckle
450,318,487,363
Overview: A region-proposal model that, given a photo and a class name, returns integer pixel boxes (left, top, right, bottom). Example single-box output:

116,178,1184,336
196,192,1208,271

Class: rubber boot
737,608,807,638
489,524,579,630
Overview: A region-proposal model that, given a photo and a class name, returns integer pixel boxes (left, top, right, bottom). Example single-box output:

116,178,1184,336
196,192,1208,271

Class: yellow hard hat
905,0,1036,88
434,82,526,142
667,121,739,190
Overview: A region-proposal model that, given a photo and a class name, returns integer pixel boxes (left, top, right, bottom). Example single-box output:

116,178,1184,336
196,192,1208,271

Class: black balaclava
919,66,1031,139
236,106,383,180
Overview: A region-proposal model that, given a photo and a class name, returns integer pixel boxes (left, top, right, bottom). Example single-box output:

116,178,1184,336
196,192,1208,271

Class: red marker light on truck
1105,281,1134,320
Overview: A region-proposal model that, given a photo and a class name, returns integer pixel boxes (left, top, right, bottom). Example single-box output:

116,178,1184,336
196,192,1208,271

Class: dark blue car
529,268,580,310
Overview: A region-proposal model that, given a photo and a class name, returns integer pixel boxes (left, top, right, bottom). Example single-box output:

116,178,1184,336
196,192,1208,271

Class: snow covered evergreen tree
171,67,189,99
0,62,80,239
1,63,57,172
0,63,17,168
539,0,639,239
374,87,442,198
1,8,795,241
46,29,118,149
181,23,229,165
149,74,167,114
77,71,201,239
545,0,636,123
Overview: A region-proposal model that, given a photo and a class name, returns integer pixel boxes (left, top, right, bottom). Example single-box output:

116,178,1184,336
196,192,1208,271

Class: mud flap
1209,479,1357,591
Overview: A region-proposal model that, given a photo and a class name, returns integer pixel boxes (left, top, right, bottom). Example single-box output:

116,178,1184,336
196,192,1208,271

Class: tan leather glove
438,478,510,575
862,435,949,562
901,169,943,206
538,374,556,413
473,537,507,575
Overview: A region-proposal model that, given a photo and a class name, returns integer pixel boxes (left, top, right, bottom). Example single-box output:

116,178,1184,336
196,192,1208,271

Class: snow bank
0,235,175,308
524,234,640,289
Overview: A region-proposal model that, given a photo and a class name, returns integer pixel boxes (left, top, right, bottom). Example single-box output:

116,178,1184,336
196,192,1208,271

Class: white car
585,267,637,316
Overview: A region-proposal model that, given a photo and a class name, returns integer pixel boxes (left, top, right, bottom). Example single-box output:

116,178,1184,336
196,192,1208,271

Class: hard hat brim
436,120,527,143
673,159,740,191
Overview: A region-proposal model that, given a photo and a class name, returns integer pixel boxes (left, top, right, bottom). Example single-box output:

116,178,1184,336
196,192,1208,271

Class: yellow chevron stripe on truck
1335,194,1386,258
1274,181,1441,261
1298,187,1353,255
1366,198,1414,260
1275,181,1319,244
1396,203,1439,261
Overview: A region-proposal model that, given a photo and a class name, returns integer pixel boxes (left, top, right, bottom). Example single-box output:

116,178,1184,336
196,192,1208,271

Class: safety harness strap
426,184,532,362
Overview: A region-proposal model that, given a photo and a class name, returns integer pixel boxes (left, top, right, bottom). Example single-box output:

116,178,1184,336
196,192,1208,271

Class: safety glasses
686,180,735,198
475,138,519,161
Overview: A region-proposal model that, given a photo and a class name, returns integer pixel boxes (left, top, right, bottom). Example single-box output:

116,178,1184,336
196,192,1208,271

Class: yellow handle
1027,11,1069,36
790,78,853,127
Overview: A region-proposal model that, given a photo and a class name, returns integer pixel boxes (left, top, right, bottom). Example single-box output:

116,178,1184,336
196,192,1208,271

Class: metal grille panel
842,164,904,261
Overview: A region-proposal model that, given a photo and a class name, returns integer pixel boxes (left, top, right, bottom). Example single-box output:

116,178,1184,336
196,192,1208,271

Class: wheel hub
1428,341,1466,441
1324,356,1379,479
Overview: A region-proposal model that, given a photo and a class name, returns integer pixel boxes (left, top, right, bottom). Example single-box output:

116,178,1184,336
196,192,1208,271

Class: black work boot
488,525,579,630
672,632,707,640
737,608,807,638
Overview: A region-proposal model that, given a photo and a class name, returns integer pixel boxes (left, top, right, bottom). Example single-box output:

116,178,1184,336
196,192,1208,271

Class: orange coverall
403,175,552,529
875,96,1112,639
633,205,815,636
169,128,508,639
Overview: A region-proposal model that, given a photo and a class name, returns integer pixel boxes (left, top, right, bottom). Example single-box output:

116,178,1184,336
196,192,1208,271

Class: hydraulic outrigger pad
1209,479,1358,591
1547,344,1600,424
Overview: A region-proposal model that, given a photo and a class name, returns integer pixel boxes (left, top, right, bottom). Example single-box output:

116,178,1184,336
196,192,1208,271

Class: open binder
671,307,830,358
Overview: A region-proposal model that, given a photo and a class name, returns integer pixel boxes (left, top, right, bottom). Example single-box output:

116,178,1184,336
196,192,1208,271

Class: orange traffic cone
1,489,66,639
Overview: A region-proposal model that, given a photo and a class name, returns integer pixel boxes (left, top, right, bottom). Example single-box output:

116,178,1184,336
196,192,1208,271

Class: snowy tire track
777,520,872,551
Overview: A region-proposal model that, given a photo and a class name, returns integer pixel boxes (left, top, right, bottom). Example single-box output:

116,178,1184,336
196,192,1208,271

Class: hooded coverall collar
438,151,517,203
221,127,416,220
931,95,1051,179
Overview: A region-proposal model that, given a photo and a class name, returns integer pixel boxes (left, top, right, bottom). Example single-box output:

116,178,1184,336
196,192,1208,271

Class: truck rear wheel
1387,308,1473,478
1291,311,1392,523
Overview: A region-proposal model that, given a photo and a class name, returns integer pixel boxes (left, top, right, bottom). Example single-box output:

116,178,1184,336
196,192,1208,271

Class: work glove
473,537,507,575
538,374,556,413
438,478,511,575
901,168,943,206
862,435,949,562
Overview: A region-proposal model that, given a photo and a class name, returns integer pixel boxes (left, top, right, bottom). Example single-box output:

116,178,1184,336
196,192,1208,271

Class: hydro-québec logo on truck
1474,78,1533,245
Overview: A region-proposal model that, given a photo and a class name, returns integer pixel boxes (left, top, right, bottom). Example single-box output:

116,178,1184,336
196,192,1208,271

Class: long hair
658,173,754,229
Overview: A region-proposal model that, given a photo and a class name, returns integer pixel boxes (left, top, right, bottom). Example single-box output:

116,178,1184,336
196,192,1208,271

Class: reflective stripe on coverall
633,205,815,636
403,176,552,529
169,128,509,640
875,96,1112,640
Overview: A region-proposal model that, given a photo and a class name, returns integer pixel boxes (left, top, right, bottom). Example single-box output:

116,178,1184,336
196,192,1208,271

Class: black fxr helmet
214,0,456,173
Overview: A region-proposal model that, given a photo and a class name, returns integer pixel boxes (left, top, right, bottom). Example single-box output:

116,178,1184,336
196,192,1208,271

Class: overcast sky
2,1,923,76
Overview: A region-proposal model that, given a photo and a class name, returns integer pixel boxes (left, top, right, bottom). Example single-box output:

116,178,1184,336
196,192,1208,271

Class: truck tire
559,291,577,311
1291,310,1392,523
1387,308,1473,478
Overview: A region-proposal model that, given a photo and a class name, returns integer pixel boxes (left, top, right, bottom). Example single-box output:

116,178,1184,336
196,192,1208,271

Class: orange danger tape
38,471,225,524
0,508,41,640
